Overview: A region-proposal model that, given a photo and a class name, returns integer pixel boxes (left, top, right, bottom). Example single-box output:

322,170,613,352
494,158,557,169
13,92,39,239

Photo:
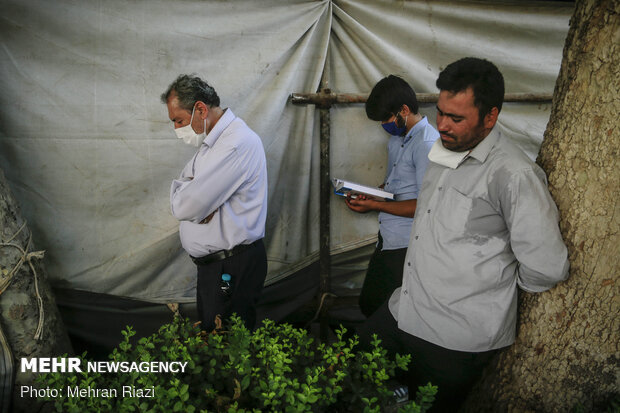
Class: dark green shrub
38,315,436,412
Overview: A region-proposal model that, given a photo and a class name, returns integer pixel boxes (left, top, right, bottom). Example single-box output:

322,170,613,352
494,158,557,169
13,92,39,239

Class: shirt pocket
384,176,400,194
435,187,473,235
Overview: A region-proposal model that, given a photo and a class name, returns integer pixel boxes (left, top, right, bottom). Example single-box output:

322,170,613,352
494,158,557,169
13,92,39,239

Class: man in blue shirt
346,75,438,317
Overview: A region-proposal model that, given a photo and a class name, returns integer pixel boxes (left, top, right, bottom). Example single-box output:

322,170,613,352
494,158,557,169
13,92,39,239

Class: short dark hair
160,74,220,111
436,57,504,123
365,75,419,121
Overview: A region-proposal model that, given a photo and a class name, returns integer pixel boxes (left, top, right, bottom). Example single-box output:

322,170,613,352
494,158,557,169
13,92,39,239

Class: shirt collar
403,116,429,144
203,108,235,148
427,127,501,169
468,127,500,164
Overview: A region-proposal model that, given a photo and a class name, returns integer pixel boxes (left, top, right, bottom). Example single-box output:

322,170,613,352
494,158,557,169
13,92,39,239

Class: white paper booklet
331,178,394,201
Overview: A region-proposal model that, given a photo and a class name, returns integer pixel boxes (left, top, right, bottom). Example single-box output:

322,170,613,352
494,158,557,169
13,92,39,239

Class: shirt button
393,163,396,166
427,209,431,213
407,261,411,266
403,290,408,295
414,236,419,240
401,144,404,148
438,186,443,191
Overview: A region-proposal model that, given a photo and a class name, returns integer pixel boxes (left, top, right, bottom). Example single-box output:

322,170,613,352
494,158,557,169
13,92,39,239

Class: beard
441,122,488,152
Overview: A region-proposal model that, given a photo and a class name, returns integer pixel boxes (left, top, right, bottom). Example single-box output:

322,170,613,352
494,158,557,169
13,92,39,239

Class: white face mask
175,105,207,147
428,139,469,169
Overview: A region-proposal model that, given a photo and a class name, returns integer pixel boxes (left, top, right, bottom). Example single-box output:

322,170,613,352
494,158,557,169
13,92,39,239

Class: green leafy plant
38,315,436,412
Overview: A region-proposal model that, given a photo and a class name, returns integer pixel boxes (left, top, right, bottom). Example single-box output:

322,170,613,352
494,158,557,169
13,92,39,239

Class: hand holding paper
345,195,377,213
332,178,394,201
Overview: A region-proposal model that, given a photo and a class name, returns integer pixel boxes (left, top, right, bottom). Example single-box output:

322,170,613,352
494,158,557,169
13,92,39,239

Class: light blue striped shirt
380,116,439,250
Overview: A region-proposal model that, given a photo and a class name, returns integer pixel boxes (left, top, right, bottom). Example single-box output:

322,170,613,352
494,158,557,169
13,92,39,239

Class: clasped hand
199,211,217,224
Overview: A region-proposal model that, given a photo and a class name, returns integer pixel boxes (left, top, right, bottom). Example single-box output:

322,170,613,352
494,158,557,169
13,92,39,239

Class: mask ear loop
184,104,197,133
397,106,409,131
195,103,208,137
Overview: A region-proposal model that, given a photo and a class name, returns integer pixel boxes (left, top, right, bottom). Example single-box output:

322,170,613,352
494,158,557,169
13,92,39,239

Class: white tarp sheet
0,0,572,303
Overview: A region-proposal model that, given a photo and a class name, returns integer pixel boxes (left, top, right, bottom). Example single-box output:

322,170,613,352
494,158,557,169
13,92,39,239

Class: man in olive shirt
358,58,569,411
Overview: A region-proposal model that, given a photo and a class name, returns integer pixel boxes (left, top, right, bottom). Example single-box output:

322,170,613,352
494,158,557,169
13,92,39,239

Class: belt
191,240,261,266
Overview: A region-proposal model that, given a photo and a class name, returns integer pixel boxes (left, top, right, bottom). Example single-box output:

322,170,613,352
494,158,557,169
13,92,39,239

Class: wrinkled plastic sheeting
0,0,572,302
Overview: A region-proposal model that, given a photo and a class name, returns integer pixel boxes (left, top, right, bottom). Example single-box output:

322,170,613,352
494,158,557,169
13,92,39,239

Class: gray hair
160,74,220,111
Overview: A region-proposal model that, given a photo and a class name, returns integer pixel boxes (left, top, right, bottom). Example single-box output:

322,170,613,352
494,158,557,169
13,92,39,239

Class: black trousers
357,301,499,412
359,233,407,317
195,239,267,332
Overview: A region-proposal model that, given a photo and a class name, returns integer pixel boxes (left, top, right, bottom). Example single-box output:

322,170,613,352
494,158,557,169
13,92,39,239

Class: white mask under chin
428,139,469,169
174,107,207,147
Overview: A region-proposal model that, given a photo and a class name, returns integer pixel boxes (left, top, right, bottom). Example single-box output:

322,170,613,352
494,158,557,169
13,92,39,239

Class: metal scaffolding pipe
317,59,331,342
318,106,331,341
290,92,553,106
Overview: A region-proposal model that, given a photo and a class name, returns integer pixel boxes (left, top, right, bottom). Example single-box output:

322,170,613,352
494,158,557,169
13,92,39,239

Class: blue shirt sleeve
411,139,434,198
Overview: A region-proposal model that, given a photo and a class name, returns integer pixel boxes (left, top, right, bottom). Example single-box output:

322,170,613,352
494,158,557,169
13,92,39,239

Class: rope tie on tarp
0,221,46,340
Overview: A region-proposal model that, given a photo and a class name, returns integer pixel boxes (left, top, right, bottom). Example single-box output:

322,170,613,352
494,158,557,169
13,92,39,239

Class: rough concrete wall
0,167,72,412
464,1,619,411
